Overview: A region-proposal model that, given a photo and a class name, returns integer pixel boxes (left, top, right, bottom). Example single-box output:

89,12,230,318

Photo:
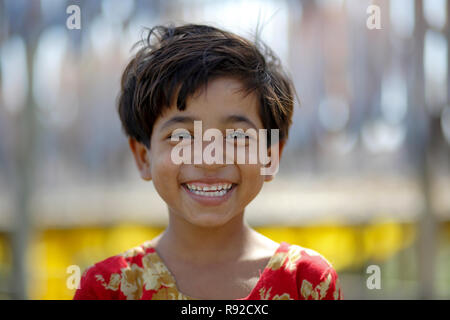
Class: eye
226,131,249,140
169,130,192,140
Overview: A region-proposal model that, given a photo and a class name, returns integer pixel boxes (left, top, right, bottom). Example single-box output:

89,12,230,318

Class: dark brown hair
118,23,296,148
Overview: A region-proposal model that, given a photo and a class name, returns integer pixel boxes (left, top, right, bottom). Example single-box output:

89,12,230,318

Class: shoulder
268,242,331,272
267,242,343,300
73,241,155,300
293,245,343,300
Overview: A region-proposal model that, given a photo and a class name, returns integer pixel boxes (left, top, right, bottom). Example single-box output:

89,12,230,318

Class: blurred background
0,0,449,299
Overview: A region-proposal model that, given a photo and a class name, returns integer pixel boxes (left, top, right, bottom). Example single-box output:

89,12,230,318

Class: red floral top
73,241,343,300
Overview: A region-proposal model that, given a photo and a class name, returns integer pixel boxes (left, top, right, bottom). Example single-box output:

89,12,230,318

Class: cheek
238,164,265,194
150,147,181,191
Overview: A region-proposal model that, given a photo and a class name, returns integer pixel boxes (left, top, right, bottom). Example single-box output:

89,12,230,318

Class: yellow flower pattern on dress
333,276,343,300
74,241,343,300
141,252,175,291
266,252,286,270
93,246,179,300
259,286,293,300
272,293,292,300
267,245,303,272
95,273,120,291
259,287,272,300
120,263,144,300
284,245,302,271
121,246,145,259
152,286,190,300
300,272,333,300
301,279,317,299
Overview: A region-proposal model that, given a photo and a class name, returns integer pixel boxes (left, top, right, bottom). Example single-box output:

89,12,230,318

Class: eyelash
168,134,250,141
225,132,250,140
169,132,193,140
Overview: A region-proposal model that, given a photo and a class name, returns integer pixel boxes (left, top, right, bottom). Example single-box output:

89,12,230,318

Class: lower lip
182,184,236,206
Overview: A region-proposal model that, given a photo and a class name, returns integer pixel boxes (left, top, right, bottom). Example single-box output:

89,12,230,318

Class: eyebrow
160,114,258,131
160,115,198,131
224,115,258,129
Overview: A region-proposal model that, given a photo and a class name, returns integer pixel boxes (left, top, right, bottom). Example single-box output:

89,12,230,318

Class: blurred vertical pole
447,0,450,112
446,3,450,175
447,3,450,175
10,2,41,300
413,0,437,300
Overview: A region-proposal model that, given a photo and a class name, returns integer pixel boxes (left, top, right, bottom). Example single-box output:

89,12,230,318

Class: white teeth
190,189,228,197
185,183,233,195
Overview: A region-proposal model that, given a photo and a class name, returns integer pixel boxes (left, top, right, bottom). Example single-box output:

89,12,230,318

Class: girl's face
130,77,281,228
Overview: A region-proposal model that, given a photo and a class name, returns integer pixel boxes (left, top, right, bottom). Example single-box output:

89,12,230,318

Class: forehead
156,77,261,126
191,77,257,107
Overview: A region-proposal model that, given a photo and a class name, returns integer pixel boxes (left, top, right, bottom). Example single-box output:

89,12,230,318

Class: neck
156,210,253,265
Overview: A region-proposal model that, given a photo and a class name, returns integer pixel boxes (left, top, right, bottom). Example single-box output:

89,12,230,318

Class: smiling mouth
182,182,235,197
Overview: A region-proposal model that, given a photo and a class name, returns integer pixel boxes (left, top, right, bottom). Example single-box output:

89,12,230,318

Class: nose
192,139,228,170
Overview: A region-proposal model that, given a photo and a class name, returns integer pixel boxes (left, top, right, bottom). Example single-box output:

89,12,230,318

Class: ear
263,140,285,182
128,138,152,181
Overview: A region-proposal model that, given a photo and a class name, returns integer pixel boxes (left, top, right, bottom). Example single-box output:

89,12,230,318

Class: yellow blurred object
257,221,416,271
0,221,416,299
26,225,165,299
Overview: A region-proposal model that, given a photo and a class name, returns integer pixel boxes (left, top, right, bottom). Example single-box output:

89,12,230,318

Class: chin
185,210,236,228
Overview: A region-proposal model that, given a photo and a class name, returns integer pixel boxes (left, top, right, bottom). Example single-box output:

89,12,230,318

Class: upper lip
181,178,236,185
